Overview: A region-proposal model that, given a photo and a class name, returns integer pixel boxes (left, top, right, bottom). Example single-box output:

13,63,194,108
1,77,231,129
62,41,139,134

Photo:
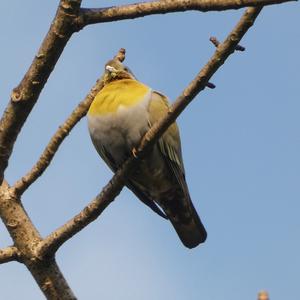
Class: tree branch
76,0,290,27
12,78,104,196
0,180,76,299
210,36,245,51
0,246,20,264
36,6,263,259
0,0,82,185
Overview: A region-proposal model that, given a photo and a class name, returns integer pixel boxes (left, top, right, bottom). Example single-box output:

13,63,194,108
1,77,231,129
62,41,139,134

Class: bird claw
132,148,138,158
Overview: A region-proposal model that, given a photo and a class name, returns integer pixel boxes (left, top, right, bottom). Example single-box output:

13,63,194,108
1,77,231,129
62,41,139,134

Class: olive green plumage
87,59,207,248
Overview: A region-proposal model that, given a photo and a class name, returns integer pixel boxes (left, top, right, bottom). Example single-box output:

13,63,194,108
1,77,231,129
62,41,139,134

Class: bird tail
160,191,207,249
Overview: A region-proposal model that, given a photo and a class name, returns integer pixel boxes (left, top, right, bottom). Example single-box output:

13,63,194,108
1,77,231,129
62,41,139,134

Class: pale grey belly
88,107,150,165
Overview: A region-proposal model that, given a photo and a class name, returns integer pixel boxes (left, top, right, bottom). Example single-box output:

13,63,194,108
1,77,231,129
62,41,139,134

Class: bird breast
87,91,152,164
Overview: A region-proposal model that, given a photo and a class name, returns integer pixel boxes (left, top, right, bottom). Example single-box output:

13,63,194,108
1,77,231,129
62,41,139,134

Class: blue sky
0,1,299,299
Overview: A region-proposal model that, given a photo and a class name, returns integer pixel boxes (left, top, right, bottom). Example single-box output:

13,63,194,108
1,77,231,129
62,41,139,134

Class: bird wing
147,91,188,196
126,181,168,219
93,140,168,219
148,91,207,248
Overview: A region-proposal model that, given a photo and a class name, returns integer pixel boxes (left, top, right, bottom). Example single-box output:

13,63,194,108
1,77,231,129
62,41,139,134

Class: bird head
103,59,136,85
102,48,136,84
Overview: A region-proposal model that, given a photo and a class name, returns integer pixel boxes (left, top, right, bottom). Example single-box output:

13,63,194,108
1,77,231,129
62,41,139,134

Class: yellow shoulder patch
88,79,150,116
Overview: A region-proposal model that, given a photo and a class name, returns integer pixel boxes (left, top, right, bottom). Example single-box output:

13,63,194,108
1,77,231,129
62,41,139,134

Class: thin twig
36,6,263,259
210,36,245,51
13,78,104,196
206,82,216,89
76,0,291,27
0,246,20,264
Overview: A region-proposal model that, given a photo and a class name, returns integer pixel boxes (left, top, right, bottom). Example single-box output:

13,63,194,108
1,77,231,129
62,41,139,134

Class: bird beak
105,65,116,73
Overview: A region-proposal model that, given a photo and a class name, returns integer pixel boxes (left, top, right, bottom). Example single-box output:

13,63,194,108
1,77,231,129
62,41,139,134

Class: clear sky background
0,1,299,299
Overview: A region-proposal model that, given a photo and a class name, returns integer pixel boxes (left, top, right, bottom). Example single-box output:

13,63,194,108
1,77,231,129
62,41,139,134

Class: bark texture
77,0,293,26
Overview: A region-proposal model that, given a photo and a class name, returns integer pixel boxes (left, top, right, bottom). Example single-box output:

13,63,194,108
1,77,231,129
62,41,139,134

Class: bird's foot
132,147,138,158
